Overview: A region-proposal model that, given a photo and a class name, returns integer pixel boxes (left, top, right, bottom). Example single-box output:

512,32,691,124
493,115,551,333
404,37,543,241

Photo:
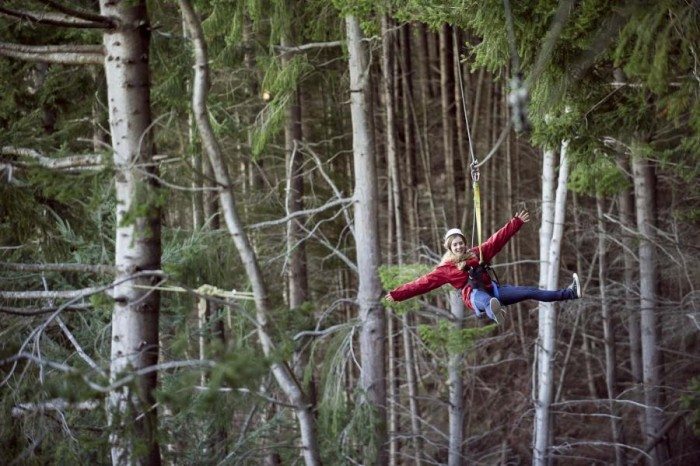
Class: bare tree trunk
180,17,205,231
179,2,320,463
428,30,441,100
448,291,465,466
439,24,457,225
100,1,162,464
387,310,400,466
416,22,435,101
382,15,402,264
618,165,645,433
382,15,400,464
584,330,600,399
399,23,419,256
410,22,440,248
281,43,308,309
632,152,669,464
596,195,625,465
401,311,423,466
346,14,387,465
534,140,570,466
538,147,556,288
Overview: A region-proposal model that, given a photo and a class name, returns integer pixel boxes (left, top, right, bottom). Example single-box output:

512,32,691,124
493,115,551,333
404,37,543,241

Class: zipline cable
456,0,572,259
455,32,484,262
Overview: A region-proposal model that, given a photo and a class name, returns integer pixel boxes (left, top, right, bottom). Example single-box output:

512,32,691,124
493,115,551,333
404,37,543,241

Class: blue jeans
471,284,574,316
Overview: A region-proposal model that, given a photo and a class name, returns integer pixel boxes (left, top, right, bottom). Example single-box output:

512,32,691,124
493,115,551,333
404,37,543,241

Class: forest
1,0,698,465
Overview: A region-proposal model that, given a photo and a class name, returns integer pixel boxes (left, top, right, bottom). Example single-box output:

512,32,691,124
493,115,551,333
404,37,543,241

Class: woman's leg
497,283,575,306
470,289,501,321
470,289,492,316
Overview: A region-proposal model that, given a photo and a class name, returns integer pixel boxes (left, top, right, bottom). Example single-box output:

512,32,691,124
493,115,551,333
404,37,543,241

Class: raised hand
515,210,530,223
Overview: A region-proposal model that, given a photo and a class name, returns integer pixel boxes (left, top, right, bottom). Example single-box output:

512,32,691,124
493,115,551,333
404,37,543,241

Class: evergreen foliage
1,0,698,463
418,319,495,355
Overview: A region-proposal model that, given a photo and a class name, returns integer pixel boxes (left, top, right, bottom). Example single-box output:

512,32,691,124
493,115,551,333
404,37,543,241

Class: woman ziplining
384,210,581,323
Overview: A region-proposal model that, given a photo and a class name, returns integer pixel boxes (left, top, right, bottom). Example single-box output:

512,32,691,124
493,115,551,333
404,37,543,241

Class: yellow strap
473,180,483,263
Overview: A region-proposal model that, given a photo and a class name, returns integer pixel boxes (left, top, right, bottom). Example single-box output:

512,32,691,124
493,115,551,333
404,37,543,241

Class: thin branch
1,271,168,388
0,286,106,300
0,42,103,65
301,142,356,238
194,385,299,409
551,398,664,412
0,6,110,29
56,316,107,378
1,352,217,394
274,40,343,53
248,197,353,230
0,304,91,316
36,0,115,26
0,261,115,274
12,399,100,417
293,322,352,341
631,411,689,463
1,146,103,171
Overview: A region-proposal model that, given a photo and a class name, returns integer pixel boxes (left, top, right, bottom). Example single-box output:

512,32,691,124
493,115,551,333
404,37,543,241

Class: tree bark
618,162,645,433
382,15,401,464
448,291,465,466
596,195,625,465
538,147,556,288
534,139,570,466
346,14,387,465
632,152,669,464
439,23,457,226
99,1,162,464
179,2,320,464
282,33,308,309
399,23,419,257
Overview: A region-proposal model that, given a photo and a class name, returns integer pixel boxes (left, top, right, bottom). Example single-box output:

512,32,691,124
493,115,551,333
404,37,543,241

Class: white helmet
443,228,465,249
444,228,465,242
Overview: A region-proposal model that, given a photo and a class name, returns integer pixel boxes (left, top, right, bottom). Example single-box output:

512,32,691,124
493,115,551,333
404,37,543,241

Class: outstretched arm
474,210,530,263
385,267,450,302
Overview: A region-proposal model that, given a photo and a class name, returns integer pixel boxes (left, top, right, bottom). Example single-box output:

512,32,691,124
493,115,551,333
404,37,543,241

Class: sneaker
486,297,502,323
569,273,582,299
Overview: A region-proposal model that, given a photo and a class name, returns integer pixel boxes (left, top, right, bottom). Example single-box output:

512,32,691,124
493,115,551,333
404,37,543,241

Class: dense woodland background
1,0,699,465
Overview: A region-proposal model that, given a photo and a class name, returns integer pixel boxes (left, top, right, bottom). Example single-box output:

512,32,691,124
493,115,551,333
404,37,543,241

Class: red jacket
388,217,524,310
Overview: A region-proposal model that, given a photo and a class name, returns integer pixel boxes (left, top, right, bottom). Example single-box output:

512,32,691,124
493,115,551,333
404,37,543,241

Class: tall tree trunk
539,147,556,288
387,311,400,466
401,312,423,466
534,140,570,466
179,2,320,464
181,17,205,231
416,22,435,101
596,195,625,465
411,22,440,248
281,26,308,307
439,24,457,225
284,101,307,307
618,164,645,433
382,15,402,264
346,14,387,465
382,15,401,464
632,152,669,464
453,28,469,213
100,1,162,464
448,291,465,466
399,23,419,256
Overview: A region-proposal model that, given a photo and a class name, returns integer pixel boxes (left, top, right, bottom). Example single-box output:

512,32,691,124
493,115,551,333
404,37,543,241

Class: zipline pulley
470,160,480,183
